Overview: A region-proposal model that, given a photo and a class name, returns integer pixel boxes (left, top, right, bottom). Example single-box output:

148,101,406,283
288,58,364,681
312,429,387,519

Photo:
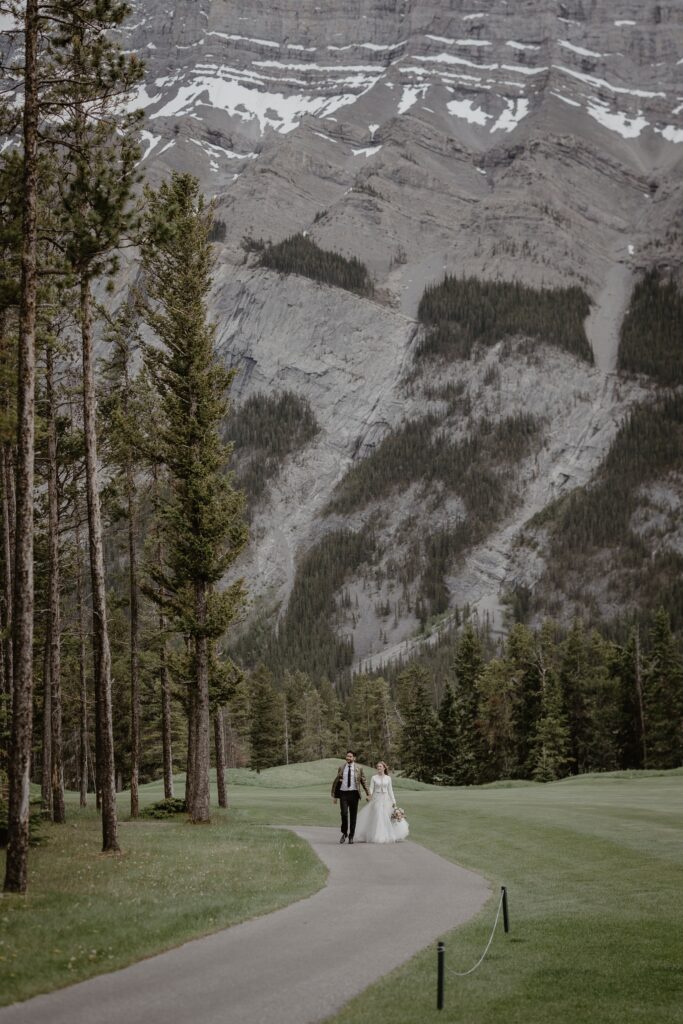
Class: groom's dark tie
346,764,351,787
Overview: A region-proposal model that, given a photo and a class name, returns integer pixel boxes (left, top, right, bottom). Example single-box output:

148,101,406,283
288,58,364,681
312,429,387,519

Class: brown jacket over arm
331,763,369,798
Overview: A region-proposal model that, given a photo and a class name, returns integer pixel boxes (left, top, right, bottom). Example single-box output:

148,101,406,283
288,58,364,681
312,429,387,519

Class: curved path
0,827,489,1024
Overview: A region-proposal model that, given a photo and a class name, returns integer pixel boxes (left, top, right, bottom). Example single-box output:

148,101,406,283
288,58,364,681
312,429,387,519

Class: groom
331,750,369,844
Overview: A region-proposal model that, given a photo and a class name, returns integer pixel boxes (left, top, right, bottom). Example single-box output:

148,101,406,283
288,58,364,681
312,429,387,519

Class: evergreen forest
224,390,319,510
528,393,683,630
617,269,683,385
248,232,374,297
417,274,593,362
225,612,683,785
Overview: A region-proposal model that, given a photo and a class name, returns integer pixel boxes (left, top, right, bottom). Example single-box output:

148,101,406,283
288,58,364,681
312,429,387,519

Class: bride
354,762,409,844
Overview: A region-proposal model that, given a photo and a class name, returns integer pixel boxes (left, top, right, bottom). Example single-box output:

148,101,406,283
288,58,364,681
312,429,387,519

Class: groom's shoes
348,837,354,844
339,835,346,844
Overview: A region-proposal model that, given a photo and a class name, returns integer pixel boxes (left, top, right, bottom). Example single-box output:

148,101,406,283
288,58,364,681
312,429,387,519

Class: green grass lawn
225,763,683,1024
0,778,326,1007
2,762,682,1022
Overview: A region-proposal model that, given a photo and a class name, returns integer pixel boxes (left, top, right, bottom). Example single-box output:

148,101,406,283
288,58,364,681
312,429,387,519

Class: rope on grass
445,889,504,978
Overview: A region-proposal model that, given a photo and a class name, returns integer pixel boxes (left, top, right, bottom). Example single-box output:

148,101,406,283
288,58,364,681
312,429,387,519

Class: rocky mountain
123,0,682,670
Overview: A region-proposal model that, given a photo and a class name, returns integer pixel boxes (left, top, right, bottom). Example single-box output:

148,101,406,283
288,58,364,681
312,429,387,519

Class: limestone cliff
115,2,683,659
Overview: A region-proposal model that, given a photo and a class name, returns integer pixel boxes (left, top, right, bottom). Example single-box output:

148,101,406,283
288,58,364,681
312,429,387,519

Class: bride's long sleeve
387,777,396,804
369,775,375,797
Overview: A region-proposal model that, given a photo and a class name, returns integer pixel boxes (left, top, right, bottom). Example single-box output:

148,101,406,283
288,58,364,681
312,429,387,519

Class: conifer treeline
417,274,593,362
220,613,683,783
618,270,683,385
248,233,374,297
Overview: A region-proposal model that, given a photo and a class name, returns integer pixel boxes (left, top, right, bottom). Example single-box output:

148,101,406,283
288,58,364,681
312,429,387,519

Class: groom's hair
346,749,356,756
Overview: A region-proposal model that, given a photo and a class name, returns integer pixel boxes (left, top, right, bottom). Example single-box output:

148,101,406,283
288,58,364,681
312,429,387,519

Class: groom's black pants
339,791,360,838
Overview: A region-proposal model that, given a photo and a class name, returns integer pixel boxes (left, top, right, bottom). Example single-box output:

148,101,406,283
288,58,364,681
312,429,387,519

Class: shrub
141,797,187,819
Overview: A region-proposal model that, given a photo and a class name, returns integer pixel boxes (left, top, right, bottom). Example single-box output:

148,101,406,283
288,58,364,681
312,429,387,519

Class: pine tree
505,623,540,776
0,151,22,727
45,0,143,855
580,631,621,772
476,658,518,781
214,709,228,808
346,673,398,765
284,671,328,762
397,666,438,782
645,609,683,768
151,466,174,799
100,300,149,818
141,173,248,822
438,682,459,784
208,655,240,808
558,621,619,774
559,619,592,774
530,625,570,782
617,626,648,768
3,0,40,895
319,678,349,757
451,622,484,784
225,675,252,767
73,512,89,807
45,337,64,822
249,668,283,772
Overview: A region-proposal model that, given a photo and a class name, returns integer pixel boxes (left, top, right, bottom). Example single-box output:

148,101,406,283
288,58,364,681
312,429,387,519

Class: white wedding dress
354,774,409,844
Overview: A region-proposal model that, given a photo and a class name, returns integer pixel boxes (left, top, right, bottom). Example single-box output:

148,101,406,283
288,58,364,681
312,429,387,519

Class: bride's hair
376,761,389,775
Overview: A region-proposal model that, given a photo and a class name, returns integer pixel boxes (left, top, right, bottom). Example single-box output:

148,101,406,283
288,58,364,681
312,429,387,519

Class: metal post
502,886,510,933
437,941,445,1010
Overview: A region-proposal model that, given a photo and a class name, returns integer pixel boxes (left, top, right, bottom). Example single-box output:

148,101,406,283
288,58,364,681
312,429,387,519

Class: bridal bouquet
391,807,406,822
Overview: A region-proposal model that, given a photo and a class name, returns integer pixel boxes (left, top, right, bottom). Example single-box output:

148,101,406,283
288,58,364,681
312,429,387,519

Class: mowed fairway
228,765,683,1024
1,763,681,1024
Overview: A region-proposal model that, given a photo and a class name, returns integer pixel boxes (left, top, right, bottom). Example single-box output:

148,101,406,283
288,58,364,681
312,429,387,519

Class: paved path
0,827,490,1024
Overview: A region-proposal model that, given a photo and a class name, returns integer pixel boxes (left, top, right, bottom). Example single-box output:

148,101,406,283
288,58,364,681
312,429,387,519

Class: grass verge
0,786,326,1007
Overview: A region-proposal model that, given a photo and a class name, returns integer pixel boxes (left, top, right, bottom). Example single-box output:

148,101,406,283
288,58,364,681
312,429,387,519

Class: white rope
445,890,504,978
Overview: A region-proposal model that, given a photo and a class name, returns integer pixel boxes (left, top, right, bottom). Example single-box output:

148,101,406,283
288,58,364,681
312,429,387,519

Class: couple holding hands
331,750,409,845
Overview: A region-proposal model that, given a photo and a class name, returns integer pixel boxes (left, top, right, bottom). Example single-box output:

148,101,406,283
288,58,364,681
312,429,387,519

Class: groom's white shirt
339,762,356,791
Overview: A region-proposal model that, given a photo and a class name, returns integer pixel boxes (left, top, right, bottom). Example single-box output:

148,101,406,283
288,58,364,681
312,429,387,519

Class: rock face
128,0,683,301
124,1,682,660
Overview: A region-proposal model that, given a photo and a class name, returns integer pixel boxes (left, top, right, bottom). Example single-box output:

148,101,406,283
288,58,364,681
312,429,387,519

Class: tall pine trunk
80,277,119,852
75,517,88,808
4,0,39,895
40,633,51,815
46,342,65,823
125,462,140,818
189,582,210,822
214,709,227,809
154,470,174,799
160,627,174,799
185,681,196,811
633,628,647,769
1,446,14,692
